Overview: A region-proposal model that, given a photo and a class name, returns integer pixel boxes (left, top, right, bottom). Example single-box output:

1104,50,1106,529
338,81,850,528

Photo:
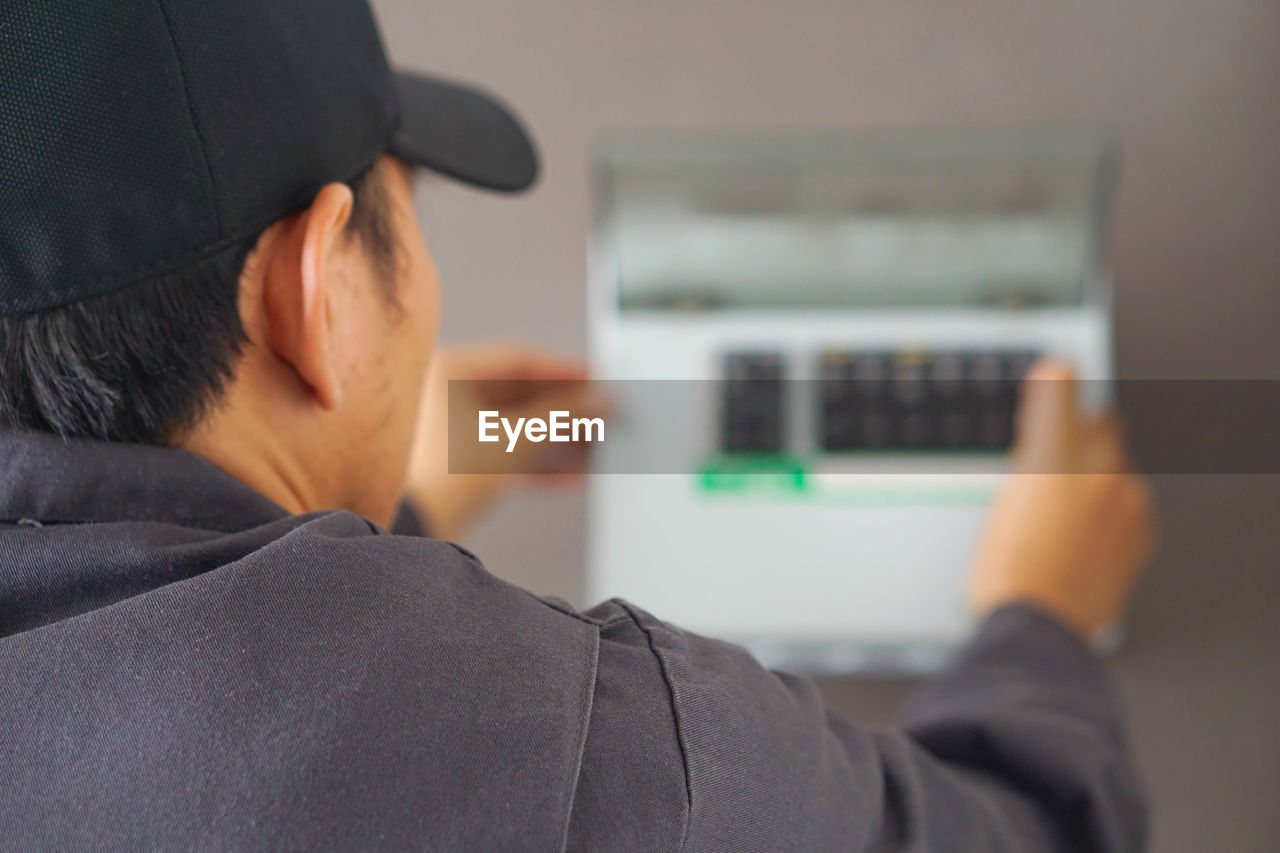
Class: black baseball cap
0,0,539,317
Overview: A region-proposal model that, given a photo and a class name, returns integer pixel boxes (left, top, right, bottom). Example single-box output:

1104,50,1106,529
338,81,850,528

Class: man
0,1,1154,850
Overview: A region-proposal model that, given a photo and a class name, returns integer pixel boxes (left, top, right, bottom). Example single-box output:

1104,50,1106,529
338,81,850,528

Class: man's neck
181,417,318,519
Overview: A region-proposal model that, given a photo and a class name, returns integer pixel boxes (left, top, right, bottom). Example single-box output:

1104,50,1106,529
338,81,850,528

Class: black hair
0,162,399,445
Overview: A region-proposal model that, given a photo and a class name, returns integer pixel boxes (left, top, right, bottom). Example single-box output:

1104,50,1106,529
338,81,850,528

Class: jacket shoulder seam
615,600,693,850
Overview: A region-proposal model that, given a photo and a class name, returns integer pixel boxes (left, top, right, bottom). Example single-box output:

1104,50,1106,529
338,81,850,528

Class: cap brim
388,71,539,193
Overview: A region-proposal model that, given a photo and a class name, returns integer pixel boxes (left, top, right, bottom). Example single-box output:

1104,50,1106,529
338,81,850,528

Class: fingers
506,384,611,427
441,342,587,382
1013,360,1137,475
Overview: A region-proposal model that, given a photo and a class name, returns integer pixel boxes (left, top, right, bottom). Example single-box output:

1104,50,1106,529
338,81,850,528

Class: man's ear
258,182,355,410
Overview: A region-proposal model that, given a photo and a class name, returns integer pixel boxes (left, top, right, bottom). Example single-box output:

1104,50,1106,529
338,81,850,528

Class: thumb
1015,359,1079,460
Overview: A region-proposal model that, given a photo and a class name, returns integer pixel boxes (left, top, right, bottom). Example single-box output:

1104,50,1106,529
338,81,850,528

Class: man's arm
898,603,1144,851
569,362,1154,851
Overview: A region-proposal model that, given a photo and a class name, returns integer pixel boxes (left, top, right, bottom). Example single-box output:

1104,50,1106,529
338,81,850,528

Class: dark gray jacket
0,429,1144,851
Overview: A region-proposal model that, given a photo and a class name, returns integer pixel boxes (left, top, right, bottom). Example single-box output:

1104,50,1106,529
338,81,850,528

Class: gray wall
373,2,1280,849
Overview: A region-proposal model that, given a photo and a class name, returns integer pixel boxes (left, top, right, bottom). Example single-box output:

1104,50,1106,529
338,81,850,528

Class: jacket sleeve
569,601,1145,852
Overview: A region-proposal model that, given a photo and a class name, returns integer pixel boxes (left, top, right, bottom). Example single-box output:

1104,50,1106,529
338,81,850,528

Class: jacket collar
0,429,289,532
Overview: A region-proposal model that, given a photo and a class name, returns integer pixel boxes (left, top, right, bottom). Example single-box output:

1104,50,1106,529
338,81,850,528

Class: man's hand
405,344,606,541
970,360,1157,641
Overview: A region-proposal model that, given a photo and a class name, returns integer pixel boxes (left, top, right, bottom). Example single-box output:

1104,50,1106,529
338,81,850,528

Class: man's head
0,154,441,525
0,0,538,526
185,154,442,526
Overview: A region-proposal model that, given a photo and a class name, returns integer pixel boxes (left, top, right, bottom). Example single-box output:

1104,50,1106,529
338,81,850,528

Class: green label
698,455,808,493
